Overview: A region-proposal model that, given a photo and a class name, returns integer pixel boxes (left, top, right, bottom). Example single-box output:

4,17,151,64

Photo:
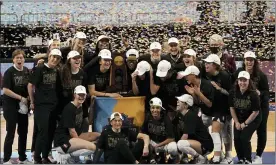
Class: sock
211,132,222,152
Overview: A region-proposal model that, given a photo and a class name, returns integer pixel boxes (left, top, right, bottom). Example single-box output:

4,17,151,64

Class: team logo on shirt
148,122,166,136
233,97,251,110
107,137,129,148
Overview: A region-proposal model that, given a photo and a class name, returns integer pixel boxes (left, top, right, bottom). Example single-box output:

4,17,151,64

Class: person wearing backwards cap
150,60,186,117
173,94,213,164
132,61,152,112
140,97,178,164
163,37,182,68
60,31,87,64
229,71,261,164
139,42,165,71
93,112,150,164
233,51,269,164
54,85,100,155
203,54,232,164
2,49,32,164
178,65,215,122
125,49,139,92
27,48,63,164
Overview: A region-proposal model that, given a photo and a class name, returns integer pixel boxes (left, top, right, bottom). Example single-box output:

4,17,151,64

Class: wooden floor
1,112,275,153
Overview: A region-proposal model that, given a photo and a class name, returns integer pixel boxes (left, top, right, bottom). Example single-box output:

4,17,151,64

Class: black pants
3,105,28,162
34,105,57,161
256,106,269,156
106,139,144,164
31,116,38,153
234,120,260,162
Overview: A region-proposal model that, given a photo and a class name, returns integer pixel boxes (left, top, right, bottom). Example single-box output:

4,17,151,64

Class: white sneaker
48,155,57,164
3,160,12,164
221,157,234,164
252,156,262,164
18,159,33,164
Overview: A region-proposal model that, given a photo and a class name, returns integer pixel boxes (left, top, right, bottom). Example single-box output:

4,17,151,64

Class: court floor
0,112,275,162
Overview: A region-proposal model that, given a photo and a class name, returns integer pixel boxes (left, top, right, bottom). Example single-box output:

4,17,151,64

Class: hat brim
244,55,256,59
101,57,112,60
203,58,213,63
238,75,250,79
156,70,168,77
51,54,63,58
135,69,145,76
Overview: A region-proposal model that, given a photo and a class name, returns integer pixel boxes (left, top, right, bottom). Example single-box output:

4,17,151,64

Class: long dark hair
60,60,72,87
233,78,256,94
242,58,260,79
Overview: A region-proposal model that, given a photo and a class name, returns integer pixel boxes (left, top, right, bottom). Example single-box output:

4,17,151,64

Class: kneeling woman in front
229,71,261,164
174,94,214,164
54,85,100,154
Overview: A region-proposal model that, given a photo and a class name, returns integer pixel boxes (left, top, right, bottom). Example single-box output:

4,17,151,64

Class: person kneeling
54,85,100,157
173,94,214,164
141,97,178,164
93,112,150,164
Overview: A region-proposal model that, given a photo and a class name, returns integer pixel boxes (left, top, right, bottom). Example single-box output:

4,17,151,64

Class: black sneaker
237,159,244,164
34,160,42,164
42,158,53,164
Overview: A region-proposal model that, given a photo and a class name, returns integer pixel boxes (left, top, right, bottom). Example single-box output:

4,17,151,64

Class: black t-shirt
229,89,261,123
172,110,212,143
205,70,232,115
154,72,187,110
60,69,88,117
54,102,83,145
61,69,87,105
87,64,110,92
135,72,152,107
193,78,215,116
163,53,183,68
233,68,270,108
29,64,62,106
141,113,174,142
2,66,30,104
97,127,138,162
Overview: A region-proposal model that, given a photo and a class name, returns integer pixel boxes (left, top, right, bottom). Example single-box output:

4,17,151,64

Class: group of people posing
2,31,270,164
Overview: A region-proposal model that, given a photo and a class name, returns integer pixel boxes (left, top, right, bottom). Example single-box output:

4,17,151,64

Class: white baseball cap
203,54,221,65
126,49,139,60
209,34,223,45
110,112,124,121
150,42,162,50
135,61,150,76
49,49,62,58
156,60,171,77
97,35,110,43
98,49,112,59
74,32,86,39
244,51,256,59
168,37,179,44
67,50,81,59
181,65,200,77
238,71,250,80
150,97,165,110
74,85,87,94
184,49,196,57
176,94,194,106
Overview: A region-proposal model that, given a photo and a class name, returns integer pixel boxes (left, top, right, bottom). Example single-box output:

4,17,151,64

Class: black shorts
54,135,71,153
201,140,214,156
